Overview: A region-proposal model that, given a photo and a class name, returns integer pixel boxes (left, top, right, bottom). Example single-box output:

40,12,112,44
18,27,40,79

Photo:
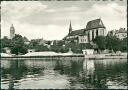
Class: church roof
86,19,105,30
69,29,86,36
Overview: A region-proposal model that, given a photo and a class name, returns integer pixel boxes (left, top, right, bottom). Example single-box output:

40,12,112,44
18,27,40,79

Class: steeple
10,24,15,30
69,21,72,34
10,24,15,39
11,24,13,27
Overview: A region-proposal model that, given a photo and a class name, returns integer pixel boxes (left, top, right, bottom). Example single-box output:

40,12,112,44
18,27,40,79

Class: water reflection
1,58,127,89
93,59,127,89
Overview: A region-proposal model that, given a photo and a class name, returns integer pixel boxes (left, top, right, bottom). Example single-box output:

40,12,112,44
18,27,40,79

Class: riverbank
84,54,127,60
1,53,127,60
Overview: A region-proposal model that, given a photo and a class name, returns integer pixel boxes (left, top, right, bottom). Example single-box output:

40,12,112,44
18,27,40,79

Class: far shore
1,52,127,60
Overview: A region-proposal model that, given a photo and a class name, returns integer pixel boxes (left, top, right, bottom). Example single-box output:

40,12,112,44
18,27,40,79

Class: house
115,28,127,40
108,28,127,40
3,47,11,54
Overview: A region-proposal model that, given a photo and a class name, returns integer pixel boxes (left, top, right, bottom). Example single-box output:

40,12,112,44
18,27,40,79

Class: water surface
1,58,127,89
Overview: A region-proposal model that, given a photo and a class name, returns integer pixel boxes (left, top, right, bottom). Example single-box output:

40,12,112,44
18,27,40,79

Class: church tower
69,21,72,34
10,24,15,39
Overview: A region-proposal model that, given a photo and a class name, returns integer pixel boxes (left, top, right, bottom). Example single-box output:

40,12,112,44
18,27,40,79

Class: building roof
66,37,78,41
23,37,29,42
118,28,127,33
86,19,105,30
69,29,86,36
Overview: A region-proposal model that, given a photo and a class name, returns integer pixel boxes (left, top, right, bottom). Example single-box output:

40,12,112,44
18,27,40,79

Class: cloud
1,1,127,40
1,1,47,23
64,6,81,11
45,9,56,12
84,3,127,30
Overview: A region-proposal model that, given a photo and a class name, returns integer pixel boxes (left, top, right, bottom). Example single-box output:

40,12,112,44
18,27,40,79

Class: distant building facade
108,28,127,40
64,18,106,44
115,28,127,40
10,24,15,39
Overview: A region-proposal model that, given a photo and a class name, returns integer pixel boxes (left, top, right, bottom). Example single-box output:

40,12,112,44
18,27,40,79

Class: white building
108,28,127,40
115,28,127,40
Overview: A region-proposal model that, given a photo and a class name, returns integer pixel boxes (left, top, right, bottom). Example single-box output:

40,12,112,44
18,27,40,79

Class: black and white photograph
1,0,127,89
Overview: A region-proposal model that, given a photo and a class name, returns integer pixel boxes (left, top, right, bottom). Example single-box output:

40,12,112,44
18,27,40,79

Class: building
64,18,106,44
10,24,15,39
108,28,127,40
64,21,88,44
85,18,106,41
3,47,11,54
115,28,127,40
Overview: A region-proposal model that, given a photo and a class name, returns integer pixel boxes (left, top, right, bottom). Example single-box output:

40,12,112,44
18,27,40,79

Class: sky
1,0,127,40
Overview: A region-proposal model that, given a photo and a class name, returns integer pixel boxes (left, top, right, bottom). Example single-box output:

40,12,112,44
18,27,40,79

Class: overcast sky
1,0,127,40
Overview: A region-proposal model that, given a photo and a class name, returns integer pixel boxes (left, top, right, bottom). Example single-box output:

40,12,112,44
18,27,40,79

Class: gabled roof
118,28,127,33
23,37,29,42
69,29,86,36
86,19,105,30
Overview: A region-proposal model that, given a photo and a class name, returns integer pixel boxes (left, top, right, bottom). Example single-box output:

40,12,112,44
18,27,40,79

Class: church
64,18,106,44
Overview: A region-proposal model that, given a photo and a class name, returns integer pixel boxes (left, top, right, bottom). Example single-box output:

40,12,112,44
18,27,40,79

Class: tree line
93,35,127,53
1,34,127,55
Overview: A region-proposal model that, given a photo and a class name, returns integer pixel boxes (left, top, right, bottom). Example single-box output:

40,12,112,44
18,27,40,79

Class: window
88,32,90,41
92,30,94,40
96,29,98,36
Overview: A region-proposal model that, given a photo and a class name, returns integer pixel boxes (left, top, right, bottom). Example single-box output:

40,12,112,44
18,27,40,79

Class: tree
93,36,106,51
1,36,12,48
65,41,82,53
35,45,49,52
28,39,38,49
106,35,121,52
120,37,127,52
50,40,66,53
11,34,28,55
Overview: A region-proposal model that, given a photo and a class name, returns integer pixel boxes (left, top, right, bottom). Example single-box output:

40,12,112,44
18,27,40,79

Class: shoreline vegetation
1,34,127,55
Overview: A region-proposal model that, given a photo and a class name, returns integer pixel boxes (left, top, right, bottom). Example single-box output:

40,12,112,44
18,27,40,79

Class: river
1,58,127,89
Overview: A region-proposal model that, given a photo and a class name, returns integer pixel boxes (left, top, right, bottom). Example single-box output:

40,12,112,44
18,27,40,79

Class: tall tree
11,34,28,55
1,36,12,48
106,35,121,52
93,36,106,51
